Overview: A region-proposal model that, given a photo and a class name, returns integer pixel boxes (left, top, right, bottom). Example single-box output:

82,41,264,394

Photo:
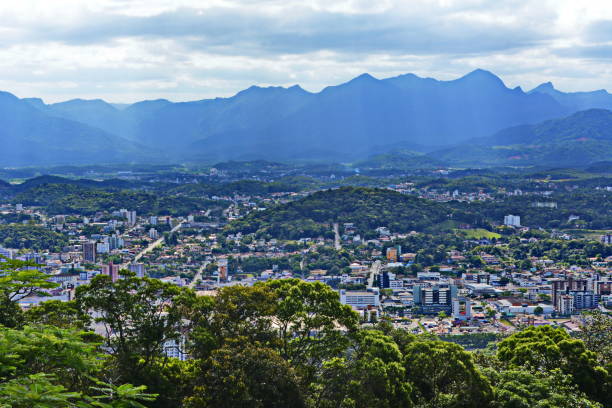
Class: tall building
83,242,96,263
102,262,120,282
126,211,137,226
413,284,457,314
552,277,599,314
149,228,159,240
386,246,400,262
503,215,521,227
129,263,146,278
218,258,229,281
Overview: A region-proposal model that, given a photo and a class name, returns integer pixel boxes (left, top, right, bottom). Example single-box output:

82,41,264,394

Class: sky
0,0,610,103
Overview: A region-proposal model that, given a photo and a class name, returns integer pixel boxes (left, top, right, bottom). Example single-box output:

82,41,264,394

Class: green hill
226,186,454,239
436,109,612,166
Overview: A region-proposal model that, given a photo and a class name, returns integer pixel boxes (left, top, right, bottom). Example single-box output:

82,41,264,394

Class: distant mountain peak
530,81,556,94
349,73,378,83
457,69,506,88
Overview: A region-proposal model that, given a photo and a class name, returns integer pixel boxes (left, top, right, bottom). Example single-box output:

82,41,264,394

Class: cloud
0,0,609,102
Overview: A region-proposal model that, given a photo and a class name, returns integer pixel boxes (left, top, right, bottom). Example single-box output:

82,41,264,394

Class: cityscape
0,1,611,408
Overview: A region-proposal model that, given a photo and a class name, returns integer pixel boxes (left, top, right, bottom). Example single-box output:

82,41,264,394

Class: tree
261,279,359,375
185,346,305,408
0,256,58,328
0,325,101,389
403,340,493,408
312,330,413,408
577,311,612,365
484,368,603,408
24,300,91,330
497,326,610,404
534,306,544,316
75,274,190,380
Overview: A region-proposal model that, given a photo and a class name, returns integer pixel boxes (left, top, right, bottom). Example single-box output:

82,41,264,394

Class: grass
456,228,502,239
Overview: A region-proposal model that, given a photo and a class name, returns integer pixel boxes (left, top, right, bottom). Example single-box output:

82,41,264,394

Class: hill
225,186,454,239
353,150,447,170
435,109,612,166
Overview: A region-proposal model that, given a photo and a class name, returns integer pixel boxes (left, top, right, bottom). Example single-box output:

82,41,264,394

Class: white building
504,215,521,227
339,288,380,309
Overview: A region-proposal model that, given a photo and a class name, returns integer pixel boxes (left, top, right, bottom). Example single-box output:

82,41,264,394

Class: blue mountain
5,69,611,165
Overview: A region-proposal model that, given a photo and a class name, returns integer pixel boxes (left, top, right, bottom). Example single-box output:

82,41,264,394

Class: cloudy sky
0,0,610,103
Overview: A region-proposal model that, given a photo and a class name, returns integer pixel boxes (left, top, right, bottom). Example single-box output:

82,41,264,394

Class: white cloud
0,0,610,102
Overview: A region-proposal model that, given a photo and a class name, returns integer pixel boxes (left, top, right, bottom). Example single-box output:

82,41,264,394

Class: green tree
0,256,58,328
403,340,493,408
75,274,190,380
312,330,413,408
497,326,610,403
185,345,305,408
577,311,612,365
24,300,91,329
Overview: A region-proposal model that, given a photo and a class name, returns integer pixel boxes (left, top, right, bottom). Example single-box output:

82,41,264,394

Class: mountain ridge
4,70,611,166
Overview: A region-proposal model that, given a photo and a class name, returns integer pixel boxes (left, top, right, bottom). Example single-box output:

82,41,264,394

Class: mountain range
2,69,612,166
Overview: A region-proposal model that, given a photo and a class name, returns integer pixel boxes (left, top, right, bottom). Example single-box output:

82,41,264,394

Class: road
333,223,341,250
367,260,381,289
189,261,209,289
122,221,183,268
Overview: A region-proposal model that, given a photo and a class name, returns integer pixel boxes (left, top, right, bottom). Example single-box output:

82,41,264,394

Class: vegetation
1,257,610,408
0,224,68,251
226,187,456,239
12,183,227,216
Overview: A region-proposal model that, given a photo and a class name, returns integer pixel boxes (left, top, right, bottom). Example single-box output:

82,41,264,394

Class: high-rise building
413,284,457,314
126,211,137,226
102,262,120,282
149,228,159,240
83,242,96,263
129,263,146,278
386,247,399,262
552,277,599,314
503,215,521,227
218,258,229,281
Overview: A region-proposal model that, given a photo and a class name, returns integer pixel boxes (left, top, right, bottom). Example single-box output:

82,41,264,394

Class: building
149,228,159,240
452,297,472,320
82,242,96,263
386,246,400,262
504,214,521,227
413,284,457,314
102,262,120,282
218,258,229,281
129,263,146,278
601,234,612,245
552,278,599,314
0,247,16,260
340,288,380,309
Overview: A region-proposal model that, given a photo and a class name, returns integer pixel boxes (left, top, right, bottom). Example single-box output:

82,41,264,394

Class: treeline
1,258,610,408
11,184,227,216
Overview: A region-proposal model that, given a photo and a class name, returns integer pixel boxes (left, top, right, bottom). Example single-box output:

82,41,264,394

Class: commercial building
340,288,380,309
413,284,457,314
83,242,96,263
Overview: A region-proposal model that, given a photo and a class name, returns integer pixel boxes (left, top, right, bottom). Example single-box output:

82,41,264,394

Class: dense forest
226,187,457,239
0,224,68,251
0,258,610,408
11,184,228,216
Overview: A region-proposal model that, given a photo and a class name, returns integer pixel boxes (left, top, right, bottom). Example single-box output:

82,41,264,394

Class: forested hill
226,187,456,239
